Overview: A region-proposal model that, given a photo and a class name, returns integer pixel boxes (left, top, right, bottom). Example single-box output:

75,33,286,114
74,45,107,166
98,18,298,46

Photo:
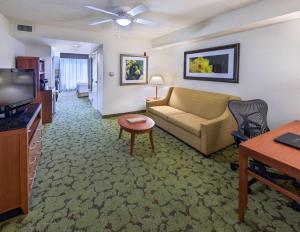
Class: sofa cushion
148,106,186,120
168,113,207,136
168,87,229,119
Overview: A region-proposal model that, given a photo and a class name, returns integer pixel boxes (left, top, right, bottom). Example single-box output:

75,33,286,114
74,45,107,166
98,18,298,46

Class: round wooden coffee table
118,114,155,156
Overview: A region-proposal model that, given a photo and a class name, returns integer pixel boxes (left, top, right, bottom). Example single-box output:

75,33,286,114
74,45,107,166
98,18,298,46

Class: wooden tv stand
0,103,42,215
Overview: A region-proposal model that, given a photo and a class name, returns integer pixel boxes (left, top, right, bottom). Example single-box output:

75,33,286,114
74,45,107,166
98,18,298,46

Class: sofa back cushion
168,87,230,119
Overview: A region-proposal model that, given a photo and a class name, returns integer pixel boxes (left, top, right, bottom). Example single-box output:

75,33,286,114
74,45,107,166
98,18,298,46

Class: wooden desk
239,120,300,222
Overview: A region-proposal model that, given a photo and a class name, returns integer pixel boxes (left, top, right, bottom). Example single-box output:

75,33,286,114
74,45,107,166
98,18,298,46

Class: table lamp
150,75,164,99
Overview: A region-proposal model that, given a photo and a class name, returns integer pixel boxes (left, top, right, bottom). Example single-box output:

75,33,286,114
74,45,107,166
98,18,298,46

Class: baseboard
102,110,146,118
0,208,23,222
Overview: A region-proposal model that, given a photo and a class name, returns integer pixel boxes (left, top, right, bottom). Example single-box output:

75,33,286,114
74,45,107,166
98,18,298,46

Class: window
60,58,88,91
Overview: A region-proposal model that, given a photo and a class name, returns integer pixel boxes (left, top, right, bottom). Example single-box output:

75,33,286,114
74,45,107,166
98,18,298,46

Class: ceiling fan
85,4,158,27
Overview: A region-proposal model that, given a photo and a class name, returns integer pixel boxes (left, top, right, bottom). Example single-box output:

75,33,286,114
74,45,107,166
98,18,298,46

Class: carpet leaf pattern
0,92,299,232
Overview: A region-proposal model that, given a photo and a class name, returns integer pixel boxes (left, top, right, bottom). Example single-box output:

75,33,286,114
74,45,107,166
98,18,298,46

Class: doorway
49,39,102,113
89,45,103,113
60,54,89,91
90,52,98,110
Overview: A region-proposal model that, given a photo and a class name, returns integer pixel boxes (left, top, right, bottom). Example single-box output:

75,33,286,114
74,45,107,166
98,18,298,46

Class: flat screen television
0,69,35,114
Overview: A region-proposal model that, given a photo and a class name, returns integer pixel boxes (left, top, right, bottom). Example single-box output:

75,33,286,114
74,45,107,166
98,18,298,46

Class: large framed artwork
120,54,148,85
184,43,240,83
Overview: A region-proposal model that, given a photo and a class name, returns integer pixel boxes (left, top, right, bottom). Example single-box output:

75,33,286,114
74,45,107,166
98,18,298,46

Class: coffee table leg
149,130,154,151
130,132,136,156
119,127,123,139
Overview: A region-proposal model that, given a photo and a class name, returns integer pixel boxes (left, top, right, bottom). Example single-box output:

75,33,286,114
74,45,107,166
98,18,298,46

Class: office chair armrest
231,131,248,142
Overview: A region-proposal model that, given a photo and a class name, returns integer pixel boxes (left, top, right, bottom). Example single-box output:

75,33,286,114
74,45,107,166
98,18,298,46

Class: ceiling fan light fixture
85,4,158,28
116,18,132,26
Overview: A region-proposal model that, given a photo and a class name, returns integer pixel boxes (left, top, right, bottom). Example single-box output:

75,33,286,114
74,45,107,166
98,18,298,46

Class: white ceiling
46,39,99,54
20,37,99,54
0,0,260,40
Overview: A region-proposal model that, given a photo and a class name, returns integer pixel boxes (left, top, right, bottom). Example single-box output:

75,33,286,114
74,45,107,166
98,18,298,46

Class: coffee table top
118,114,155,132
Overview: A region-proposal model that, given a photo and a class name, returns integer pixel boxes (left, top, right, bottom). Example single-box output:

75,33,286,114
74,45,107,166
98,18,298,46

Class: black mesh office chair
228,99,300,211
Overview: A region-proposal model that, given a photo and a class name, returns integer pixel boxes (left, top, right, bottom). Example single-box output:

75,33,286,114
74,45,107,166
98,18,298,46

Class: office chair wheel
290,201,300,212
230,163,239,171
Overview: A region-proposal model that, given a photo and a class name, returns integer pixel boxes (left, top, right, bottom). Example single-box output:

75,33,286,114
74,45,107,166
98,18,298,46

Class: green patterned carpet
1,92,299,232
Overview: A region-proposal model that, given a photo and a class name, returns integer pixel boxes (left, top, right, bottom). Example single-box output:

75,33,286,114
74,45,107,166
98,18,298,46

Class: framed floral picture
120,54,148,85
184,43,240,83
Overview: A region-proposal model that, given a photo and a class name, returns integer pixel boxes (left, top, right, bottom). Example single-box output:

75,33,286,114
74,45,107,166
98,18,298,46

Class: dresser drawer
28,148,38,178
28,144,38,193
29,124,42,155
28,121,42,194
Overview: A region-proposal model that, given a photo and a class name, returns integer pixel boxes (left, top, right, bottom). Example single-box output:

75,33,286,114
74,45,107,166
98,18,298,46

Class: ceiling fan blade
134,18,159,26
89,19,114,26
127,4,147,16
85,6,118,16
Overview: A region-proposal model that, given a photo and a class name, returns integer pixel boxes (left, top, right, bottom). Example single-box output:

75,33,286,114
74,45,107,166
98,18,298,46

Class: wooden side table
118,114,155,156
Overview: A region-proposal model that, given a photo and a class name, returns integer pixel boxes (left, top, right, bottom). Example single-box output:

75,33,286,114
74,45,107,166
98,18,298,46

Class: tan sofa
146,87,240,156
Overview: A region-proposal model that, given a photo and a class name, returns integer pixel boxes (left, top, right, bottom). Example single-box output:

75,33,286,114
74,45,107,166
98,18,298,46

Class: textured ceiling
0,0,259,40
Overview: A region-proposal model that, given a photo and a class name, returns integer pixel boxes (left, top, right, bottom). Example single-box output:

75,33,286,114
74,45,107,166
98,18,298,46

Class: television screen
0,69,35,111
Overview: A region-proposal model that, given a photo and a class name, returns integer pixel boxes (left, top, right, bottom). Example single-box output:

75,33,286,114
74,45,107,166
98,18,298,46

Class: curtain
60,58,88,91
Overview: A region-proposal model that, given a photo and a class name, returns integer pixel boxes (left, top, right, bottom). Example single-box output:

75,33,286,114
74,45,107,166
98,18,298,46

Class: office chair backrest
228,99,269,138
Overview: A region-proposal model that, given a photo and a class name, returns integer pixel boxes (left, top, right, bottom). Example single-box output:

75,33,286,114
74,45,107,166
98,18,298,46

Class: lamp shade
150,76,164,85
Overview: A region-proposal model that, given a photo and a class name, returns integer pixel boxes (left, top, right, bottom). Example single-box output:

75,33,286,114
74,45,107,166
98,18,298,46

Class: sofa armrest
146,98,168,108
200,108,237,155
146,87,173,109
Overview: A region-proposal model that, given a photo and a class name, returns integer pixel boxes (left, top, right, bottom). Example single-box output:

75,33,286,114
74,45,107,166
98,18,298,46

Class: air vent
16,24,33,32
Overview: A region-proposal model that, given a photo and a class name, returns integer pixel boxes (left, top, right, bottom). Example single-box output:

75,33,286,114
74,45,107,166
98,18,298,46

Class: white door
96,45,104,113
91,53,98,110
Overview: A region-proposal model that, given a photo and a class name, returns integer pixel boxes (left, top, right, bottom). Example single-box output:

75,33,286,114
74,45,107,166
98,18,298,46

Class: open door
91,52,98,110
89,45,103,113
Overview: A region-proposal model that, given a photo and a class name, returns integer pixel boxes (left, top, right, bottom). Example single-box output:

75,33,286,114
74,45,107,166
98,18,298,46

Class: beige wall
0,13,52,82
0,13,24,68
23,43,52,82
155,19,300,128
101,36,169,115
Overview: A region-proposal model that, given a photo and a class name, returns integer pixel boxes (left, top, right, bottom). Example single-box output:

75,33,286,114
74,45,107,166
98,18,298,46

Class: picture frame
120,54,148,85
184,43,240,83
